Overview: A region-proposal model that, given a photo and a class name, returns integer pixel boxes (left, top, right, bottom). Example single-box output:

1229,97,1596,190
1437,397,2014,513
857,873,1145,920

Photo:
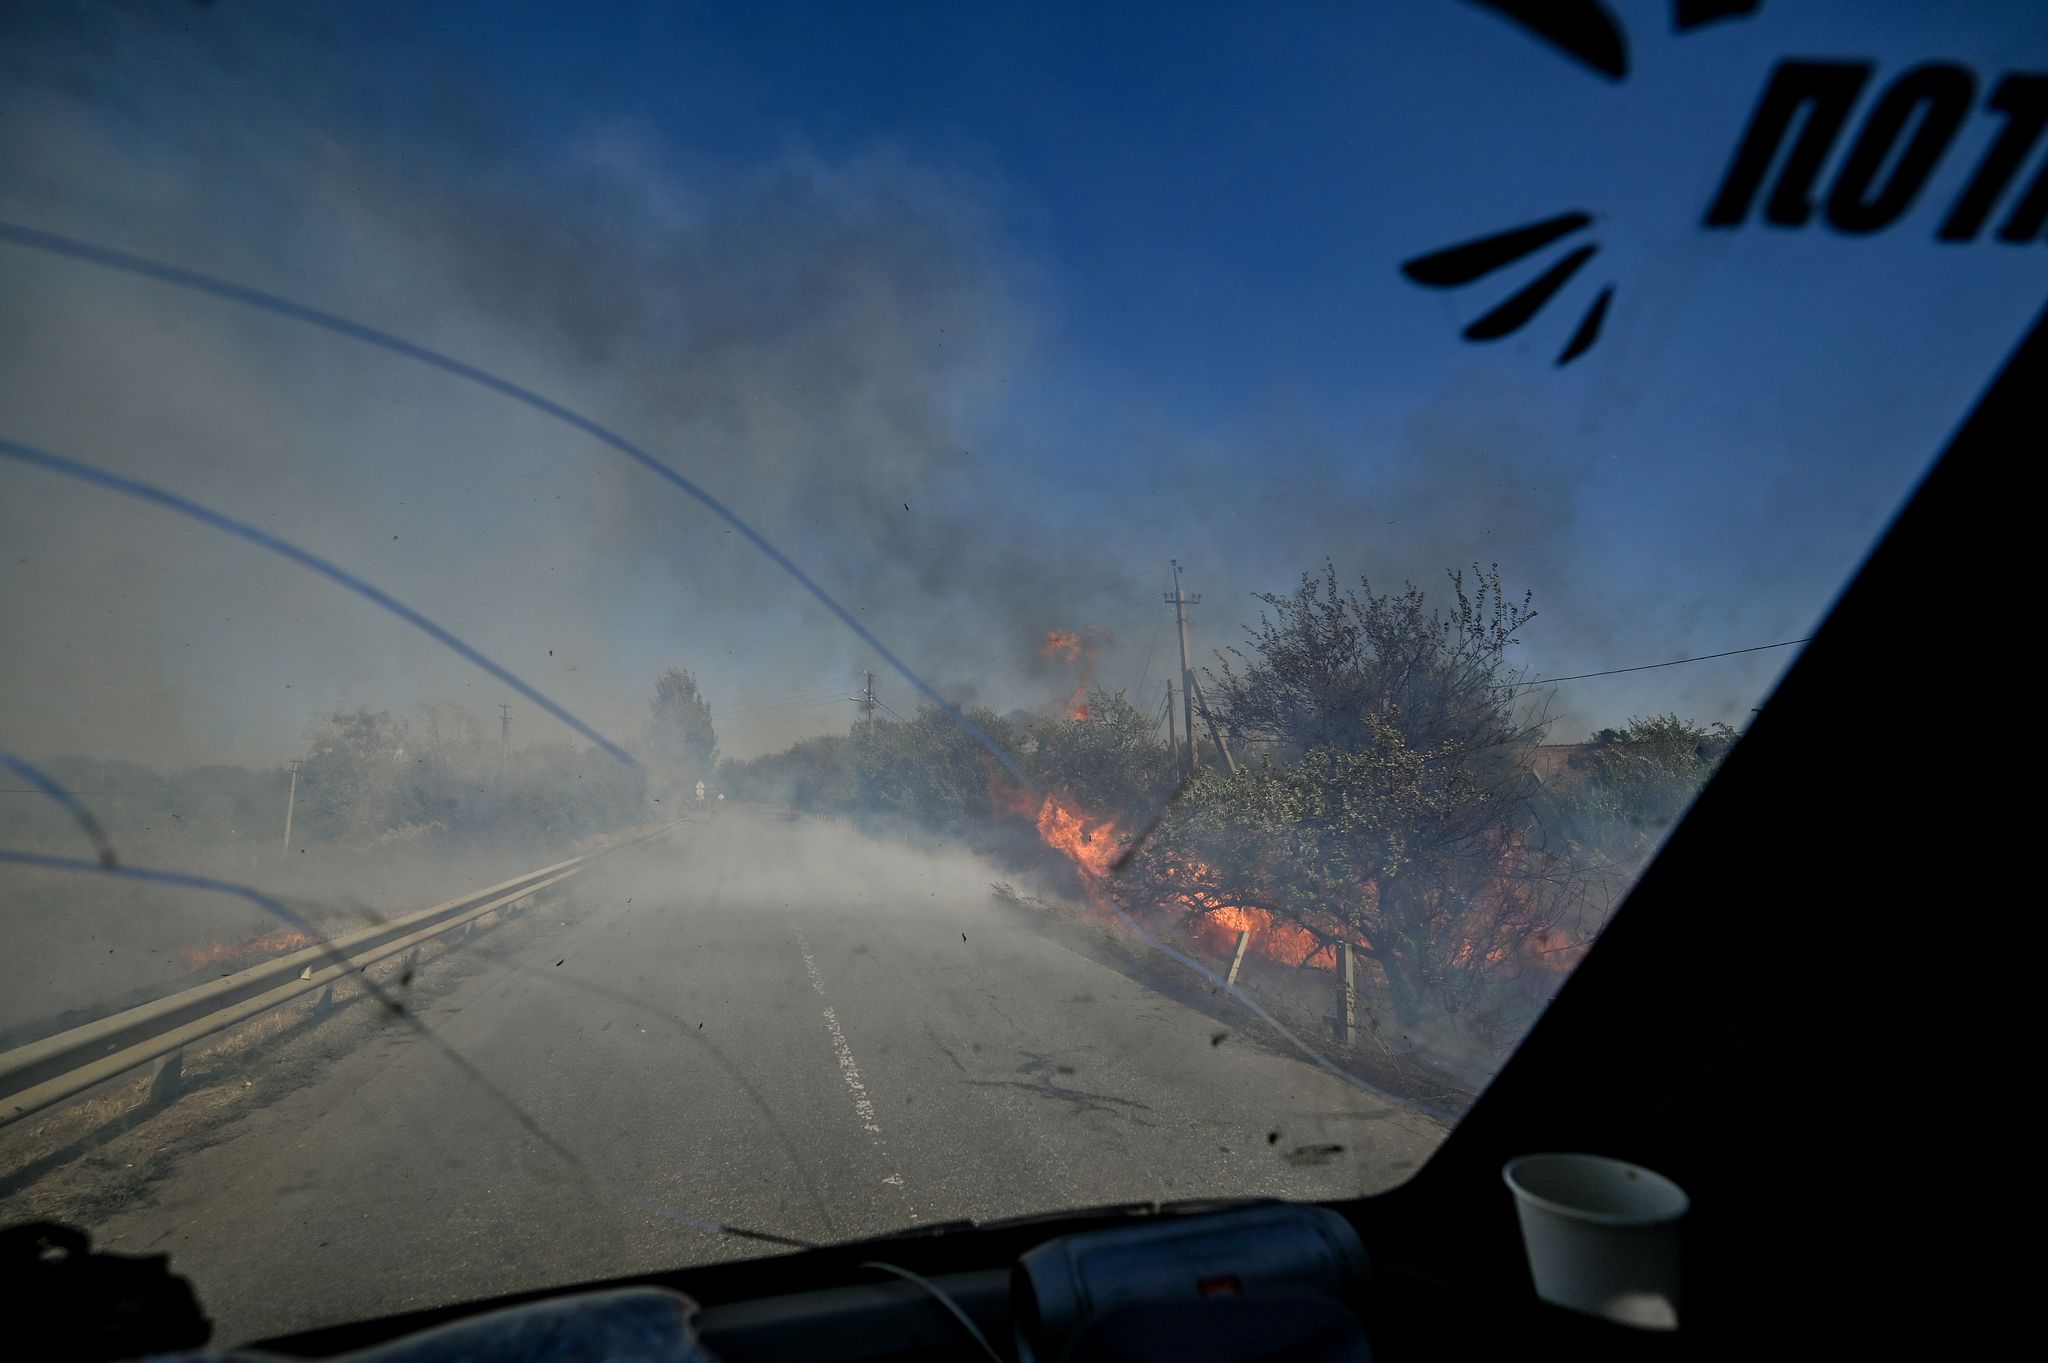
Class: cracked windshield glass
3,0,2041,1345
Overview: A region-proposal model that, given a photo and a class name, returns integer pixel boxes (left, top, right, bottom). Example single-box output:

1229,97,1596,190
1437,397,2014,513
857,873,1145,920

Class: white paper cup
1503,1153,1689,1330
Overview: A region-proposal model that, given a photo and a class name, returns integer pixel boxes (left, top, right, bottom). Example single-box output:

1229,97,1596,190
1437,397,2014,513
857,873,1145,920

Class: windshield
3,0,2041,1344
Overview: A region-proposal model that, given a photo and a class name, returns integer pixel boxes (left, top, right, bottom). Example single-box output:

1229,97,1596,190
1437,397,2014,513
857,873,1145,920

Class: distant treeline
3,669,725,861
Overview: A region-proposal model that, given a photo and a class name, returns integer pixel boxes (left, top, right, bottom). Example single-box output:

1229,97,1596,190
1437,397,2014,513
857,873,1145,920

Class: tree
1211,561,1539,764
726,734,860,812
297,709,413,840
853,705,1020,830
646,668,718,796
1568,714,1739,846
1026,688,1174,818
1135,563,1571,1032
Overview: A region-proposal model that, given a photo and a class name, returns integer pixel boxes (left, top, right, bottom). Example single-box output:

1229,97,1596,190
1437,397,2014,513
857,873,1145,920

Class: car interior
14,263,2027,1363
6,3,2031,1357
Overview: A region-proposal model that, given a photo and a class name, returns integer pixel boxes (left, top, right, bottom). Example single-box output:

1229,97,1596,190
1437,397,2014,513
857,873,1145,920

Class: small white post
280,759,300,855
1225,929,1252,988
1341,943,1357,1051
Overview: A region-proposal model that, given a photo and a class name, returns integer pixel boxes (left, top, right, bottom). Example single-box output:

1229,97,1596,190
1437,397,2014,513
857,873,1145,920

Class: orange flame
997,764,1574,987
181,929,319,971
995,783,1124,878
1153,857,1351,970
1038,629,1090,662
1185,901,1334,969
993,778,1359,974
1039,627,1107,720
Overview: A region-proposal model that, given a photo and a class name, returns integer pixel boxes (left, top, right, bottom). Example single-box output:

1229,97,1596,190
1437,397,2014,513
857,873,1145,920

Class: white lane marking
796,932,898,1183
821,1003,883,1135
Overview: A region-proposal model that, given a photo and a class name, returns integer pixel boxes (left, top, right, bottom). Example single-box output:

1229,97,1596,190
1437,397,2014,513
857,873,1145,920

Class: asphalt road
81,810,1446,1345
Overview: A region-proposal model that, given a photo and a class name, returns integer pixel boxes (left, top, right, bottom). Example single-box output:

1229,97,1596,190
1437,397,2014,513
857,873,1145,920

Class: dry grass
0,893,560,1225
988,881,1480,1119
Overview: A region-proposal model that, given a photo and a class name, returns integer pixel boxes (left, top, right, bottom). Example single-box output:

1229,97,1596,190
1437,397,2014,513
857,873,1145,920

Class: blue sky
3,1,2045,763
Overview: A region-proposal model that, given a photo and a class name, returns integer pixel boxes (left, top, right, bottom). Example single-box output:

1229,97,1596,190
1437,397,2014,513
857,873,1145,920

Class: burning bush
1124,738,1571,1036
715,561,1725,1060
1025,688,1175,818
1123,563,1578,1037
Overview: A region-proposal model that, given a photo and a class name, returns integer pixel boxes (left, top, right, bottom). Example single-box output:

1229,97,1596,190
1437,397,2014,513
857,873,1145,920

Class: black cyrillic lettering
1705,61,1873,228
1996,155,2048,242
1938,74,2048,241
1826,64,1974,234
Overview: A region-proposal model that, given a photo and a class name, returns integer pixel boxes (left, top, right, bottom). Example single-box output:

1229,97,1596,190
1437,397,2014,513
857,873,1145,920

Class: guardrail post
313,984,335,1015
146,1050,183,1105
1340,943,1357,1051
1225,930,1252,988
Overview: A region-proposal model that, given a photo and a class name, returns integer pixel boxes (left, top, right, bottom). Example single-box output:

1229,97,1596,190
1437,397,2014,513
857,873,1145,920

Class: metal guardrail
0,821,683,1126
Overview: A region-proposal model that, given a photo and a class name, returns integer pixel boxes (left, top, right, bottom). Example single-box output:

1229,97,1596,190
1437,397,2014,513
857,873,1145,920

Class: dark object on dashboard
3,1219,211,1361
201,1288,709,1363
1057,1296,1370,1363
1013,1204,1368,1363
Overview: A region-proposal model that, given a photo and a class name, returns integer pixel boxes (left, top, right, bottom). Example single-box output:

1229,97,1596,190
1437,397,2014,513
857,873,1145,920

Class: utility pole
1189,670,1239,775
1167,560,1200,777
280,759,300,856
1165,560,1237,776
1165,680,1179,770
851,671,877,729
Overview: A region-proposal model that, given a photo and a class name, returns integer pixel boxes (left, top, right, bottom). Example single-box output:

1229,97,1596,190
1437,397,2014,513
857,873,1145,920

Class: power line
1506,637,1811,689
703,677,873,720
703,672,866,712
714,699,855,732
709,681,859,711
905,559,1171,661
792,559,1171,694
707,567,1171,730
711,688,866,720
1132,568,1168,698
718,705,849,729
913,595,1161,690
714,627,1814,743
713,589,1167,739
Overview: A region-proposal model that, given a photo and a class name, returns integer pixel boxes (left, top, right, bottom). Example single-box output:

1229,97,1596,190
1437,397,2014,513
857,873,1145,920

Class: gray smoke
0,2,1777,778
0,2,1137,763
